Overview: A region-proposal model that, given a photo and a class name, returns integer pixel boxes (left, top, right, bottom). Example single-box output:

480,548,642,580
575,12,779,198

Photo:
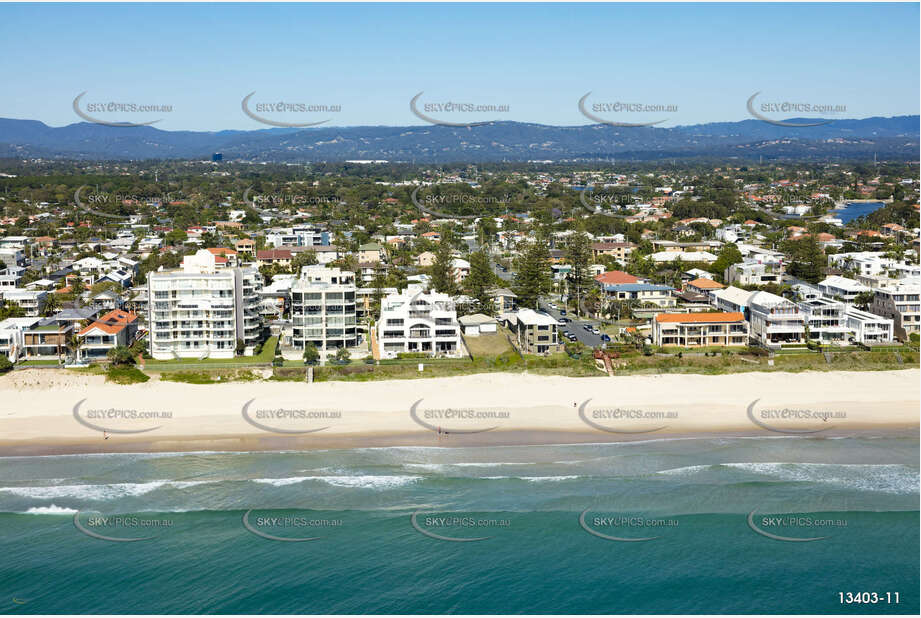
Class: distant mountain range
0,116,917,162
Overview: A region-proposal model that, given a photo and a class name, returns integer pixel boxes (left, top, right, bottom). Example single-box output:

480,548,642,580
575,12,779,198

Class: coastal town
0,160,917,382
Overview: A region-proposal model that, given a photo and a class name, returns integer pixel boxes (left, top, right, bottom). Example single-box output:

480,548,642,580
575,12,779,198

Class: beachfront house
377,285,462,358
748,291,806,347
76,309,140,362
652,312,748,347
506,308,561,355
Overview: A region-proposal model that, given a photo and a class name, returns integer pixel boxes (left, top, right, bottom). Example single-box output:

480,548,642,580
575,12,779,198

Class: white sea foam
22,504,78,515
253,475,420,489
0,480,209,500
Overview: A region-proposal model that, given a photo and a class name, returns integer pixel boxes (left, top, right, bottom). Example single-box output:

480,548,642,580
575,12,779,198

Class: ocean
1,436,917,614
836,202,886,224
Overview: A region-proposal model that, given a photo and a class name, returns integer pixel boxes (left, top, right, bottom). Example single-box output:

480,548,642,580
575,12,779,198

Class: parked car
583,324,592,331
600,334,611,342
559,317,571,324
559,309,566,316
591,328,601,335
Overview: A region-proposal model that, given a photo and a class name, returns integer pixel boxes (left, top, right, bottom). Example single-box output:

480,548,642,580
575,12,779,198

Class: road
538,297,605,348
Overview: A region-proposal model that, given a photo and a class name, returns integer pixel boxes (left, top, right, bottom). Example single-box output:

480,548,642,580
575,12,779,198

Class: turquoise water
837,201,885,224
1,436,918,614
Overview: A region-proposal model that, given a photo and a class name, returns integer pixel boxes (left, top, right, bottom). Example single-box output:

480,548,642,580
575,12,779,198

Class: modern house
652,312,748,347
147,249,263,360
817,276,869,303
725,261,784,287
0,317,42,361
796,297,850,344
377,285,461,358
845,307,894,344
748,291,806,347
710,285,753,317
458,313,499,337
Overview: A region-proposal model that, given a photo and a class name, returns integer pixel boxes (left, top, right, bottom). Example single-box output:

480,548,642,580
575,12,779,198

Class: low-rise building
725,261,784,287
77,309,139,362
748,291,806,347
652,312,748,347
845,307,894,344
817,276,869,303
869,282,920,340
0,317,42,361
377,285,461,358
797,297,849,344
507,308,561,355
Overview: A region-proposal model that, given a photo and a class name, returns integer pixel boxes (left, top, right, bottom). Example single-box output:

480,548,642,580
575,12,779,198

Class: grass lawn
463,331,516,358
19,360,62,366
142,336,278,368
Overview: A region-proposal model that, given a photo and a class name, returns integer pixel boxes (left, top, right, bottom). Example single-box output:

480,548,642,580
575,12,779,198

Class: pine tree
513,241,552,309
565,232,593,317
465,250,496,315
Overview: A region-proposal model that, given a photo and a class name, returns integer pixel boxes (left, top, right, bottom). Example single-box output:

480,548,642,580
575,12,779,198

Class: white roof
711,285,752,306
819,276,868,292
515,308,559,326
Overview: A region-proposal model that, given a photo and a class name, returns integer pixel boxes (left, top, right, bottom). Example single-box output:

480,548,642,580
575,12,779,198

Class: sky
0,2,918,131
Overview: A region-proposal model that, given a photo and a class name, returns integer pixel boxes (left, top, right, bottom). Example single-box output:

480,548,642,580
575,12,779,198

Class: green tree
290,249,318,274
782,236,826,283
106,345,136,367
303,343,319,365
710,243,744,279
430,241,456,295
565,232,593,317
464,250,496,315
513,241,552,309
334,346,351,363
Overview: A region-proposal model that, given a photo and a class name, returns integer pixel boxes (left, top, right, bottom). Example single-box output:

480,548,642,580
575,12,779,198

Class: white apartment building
377,285,461,358
266,226,330,248
817,276,869,303
870,282,920,340
147,249,263,360
828,252,921,279
290,265,358,354
748,291,806,347
796,297,849,344
0,289,47,317
845,307,894,344
725,260,784,287
710,286,752,317
0,317,42,361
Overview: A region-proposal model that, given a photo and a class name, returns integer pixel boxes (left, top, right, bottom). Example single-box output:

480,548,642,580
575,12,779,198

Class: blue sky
1,2,918,130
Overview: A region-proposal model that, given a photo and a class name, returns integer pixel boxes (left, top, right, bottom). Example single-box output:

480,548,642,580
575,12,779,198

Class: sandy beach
0,369,918,456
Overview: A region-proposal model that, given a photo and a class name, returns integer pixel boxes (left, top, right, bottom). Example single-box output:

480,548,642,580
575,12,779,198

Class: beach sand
0,369,918,456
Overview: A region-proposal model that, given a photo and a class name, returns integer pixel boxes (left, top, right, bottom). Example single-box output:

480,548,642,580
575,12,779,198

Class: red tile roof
594,270,639,285
655,312,744,324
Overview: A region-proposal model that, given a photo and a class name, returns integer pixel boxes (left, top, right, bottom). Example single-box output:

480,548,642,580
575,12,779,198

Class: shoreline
1,369,918,457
